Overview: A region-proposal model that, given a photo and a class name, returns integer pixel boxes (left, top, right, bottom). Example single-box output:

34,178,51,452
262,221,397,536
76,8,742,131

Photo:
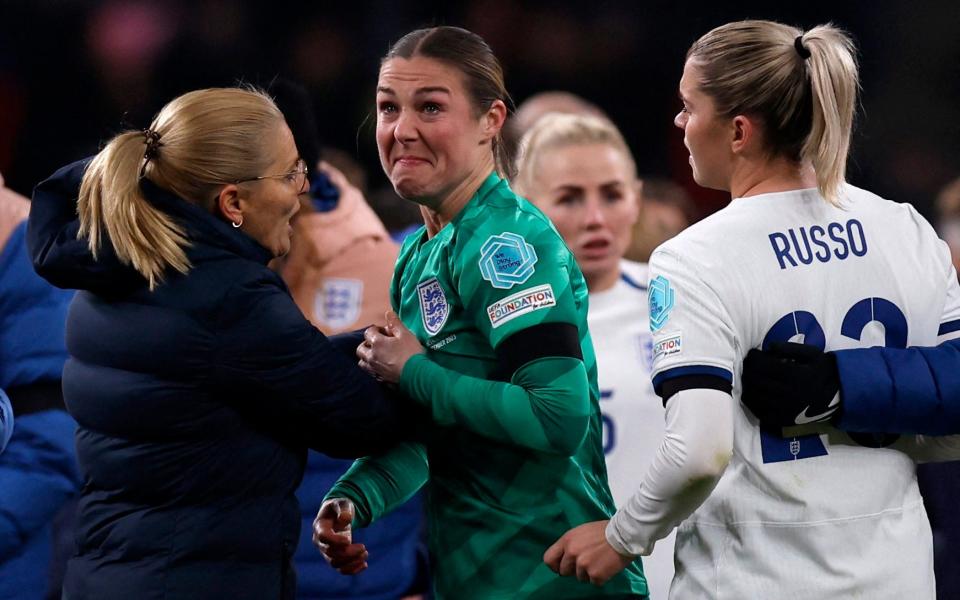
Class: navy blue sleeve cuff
652,366,733,405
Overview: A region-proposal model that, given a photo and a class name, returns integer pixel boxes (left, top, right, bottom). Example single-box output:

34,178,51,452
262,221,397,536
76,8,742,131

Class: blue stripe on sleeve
651,365,733,395
938,319,960,336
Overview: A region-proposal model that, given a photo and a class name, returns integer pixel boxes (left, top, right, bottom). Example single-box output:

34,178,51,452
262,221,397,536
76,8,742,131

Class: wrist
605,513,643,558
398,353,430,404
324,486,369,527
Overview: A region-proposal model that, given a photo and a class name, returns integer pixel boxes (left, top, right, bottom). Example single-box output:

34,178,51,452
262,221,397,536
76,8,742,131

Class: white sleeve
647,247,737,396
604,387,734,556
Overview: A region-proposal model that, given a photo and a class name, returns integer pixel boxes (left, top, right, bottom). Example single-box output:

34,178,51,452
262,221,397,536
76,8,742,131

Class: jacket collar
140,179,274,265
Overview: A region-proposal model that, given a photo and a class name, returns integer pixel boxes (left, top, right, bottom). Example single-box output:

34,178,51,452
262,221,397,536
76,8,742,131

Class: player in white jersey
513,113,675,599
545,20,960,598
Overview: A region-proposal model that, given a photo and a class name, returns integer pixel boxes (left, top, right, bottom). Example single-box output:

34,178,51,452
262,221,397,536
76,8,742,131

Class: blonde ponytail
800,25,859,205
77,87,285,290
687,20,859,206
79,131,189,290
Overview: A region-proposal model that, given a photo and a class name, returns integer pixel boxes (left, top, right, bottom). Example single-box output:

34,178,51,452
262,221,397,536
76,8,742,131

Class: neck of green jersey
422,168,501,238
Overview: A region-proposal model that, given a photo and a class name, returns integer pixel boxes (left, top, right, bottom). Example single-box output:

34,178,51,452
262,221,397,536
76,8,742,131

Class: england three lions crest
417,278,449,336
316,278,363,330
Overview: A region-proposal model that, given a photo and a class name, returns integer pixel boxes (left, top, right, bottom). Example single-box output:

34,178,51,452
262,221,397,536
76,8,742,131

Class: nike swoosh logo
794,394,840,425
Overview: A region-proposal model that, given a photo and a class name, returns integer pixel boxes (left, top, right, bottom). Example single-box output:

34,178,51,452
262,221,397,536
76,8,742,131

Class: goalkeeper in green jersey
312,26,648,599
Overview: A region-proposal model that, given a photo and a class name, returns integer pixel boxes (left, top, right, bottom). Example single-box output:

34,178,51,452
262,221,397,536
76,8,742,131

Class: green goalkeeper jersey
329,173,648,599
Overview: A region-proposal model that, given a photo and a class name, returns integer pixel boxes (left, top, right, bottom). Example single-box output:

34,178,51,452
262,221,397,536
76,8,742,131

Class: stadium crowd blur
1,1,959,599
1,0,958,222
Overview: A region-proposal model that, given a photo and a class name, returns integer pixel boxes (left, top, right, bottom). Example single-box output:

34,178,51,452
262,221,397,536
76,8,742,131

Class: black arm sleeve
660,375,732,407
493,322,583,381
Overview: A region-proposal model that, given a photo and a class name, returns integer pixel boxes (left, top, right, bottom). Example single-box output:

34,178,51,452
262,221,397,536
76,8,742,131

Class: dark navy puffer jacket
27,160,403,600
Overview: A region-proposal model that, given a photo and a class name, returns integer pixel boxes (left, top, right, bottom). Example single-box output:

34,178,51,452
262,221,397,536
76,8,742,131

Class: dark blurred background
1,0,958,219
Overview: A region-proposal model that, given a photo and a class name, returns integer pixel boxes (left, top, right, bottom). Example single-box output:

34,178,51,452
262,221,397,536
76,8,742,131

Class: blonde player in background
545,20,960,598
513,112,675,599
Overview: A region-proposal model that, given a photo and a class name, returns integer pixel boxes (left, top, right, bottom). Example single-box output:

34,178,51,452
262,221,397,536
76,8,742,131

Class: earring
232,218,243,228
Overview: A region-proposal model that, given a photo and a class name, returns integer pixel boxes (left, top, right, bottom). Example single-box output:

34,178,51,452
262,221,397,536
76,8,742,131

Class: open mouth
580,239,612,258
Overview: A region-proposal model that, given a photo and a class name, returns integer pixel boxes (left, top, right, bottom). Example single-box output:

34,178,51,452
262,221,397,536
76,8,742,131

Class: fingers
575,559,609,586
338,552,369,575
558,547,577,577
317,540,368,574
384,310,400,333
575,559,589,583
313,518,351,547
328,543,368,569
543,540,563,573
312,498,367,575
363,325,380,346
313,499,355,547
357,327,377,363
329,545,366,566
544,535,578,577
543,535,578,578
357,343,373,364
334,501,355,530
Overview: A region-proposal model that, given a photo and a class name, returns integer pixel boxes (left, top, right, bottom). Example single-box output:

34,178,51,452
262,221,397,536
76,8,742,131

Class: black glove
741,342,841,428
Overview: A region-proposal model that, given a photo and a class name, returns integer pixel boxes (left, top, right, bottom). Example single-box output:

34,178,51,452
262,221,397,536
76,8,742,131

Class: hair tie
140,128,163,177
794,36,811,60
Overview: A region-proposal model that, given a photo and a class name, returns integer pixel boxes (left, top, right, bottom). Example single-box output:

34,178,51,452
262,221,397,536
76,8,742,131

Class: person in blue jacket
741,337,960,435
0,173,80,600
27,87,406,600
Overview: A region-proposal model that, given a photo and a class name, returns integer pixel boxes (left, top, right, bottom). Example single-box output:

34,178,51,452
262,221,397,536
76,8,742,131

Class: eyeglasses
236,158,309,194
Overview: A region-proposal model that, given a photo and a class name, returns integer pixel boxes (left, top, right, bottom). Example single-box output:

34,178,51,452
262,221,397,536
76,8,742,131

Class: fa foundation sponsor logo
653,333,682,360
487,284,556,328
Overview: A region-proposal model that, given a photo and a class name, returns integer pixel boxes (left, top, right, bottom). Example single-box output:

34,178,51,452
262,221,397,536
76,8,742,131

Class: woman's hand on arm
357,312,425,383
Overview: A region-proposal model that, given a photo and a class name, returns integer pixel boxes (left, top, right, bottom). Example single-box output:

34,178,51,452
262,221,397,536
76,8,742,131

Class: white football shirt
589,259,675,599
647,184,960,599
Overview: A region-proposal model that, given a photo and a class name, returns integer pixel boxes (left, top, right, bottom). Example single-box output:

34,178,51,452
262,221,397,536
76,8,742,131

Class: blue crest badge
649,275,675,331
315,278,364,330
479,232,538,289
417,278,449,336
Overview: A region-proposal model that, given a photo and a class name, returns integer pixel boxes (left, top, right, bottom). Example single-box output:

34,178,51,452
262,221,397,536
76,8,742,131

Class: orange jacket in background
280,187,399,335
